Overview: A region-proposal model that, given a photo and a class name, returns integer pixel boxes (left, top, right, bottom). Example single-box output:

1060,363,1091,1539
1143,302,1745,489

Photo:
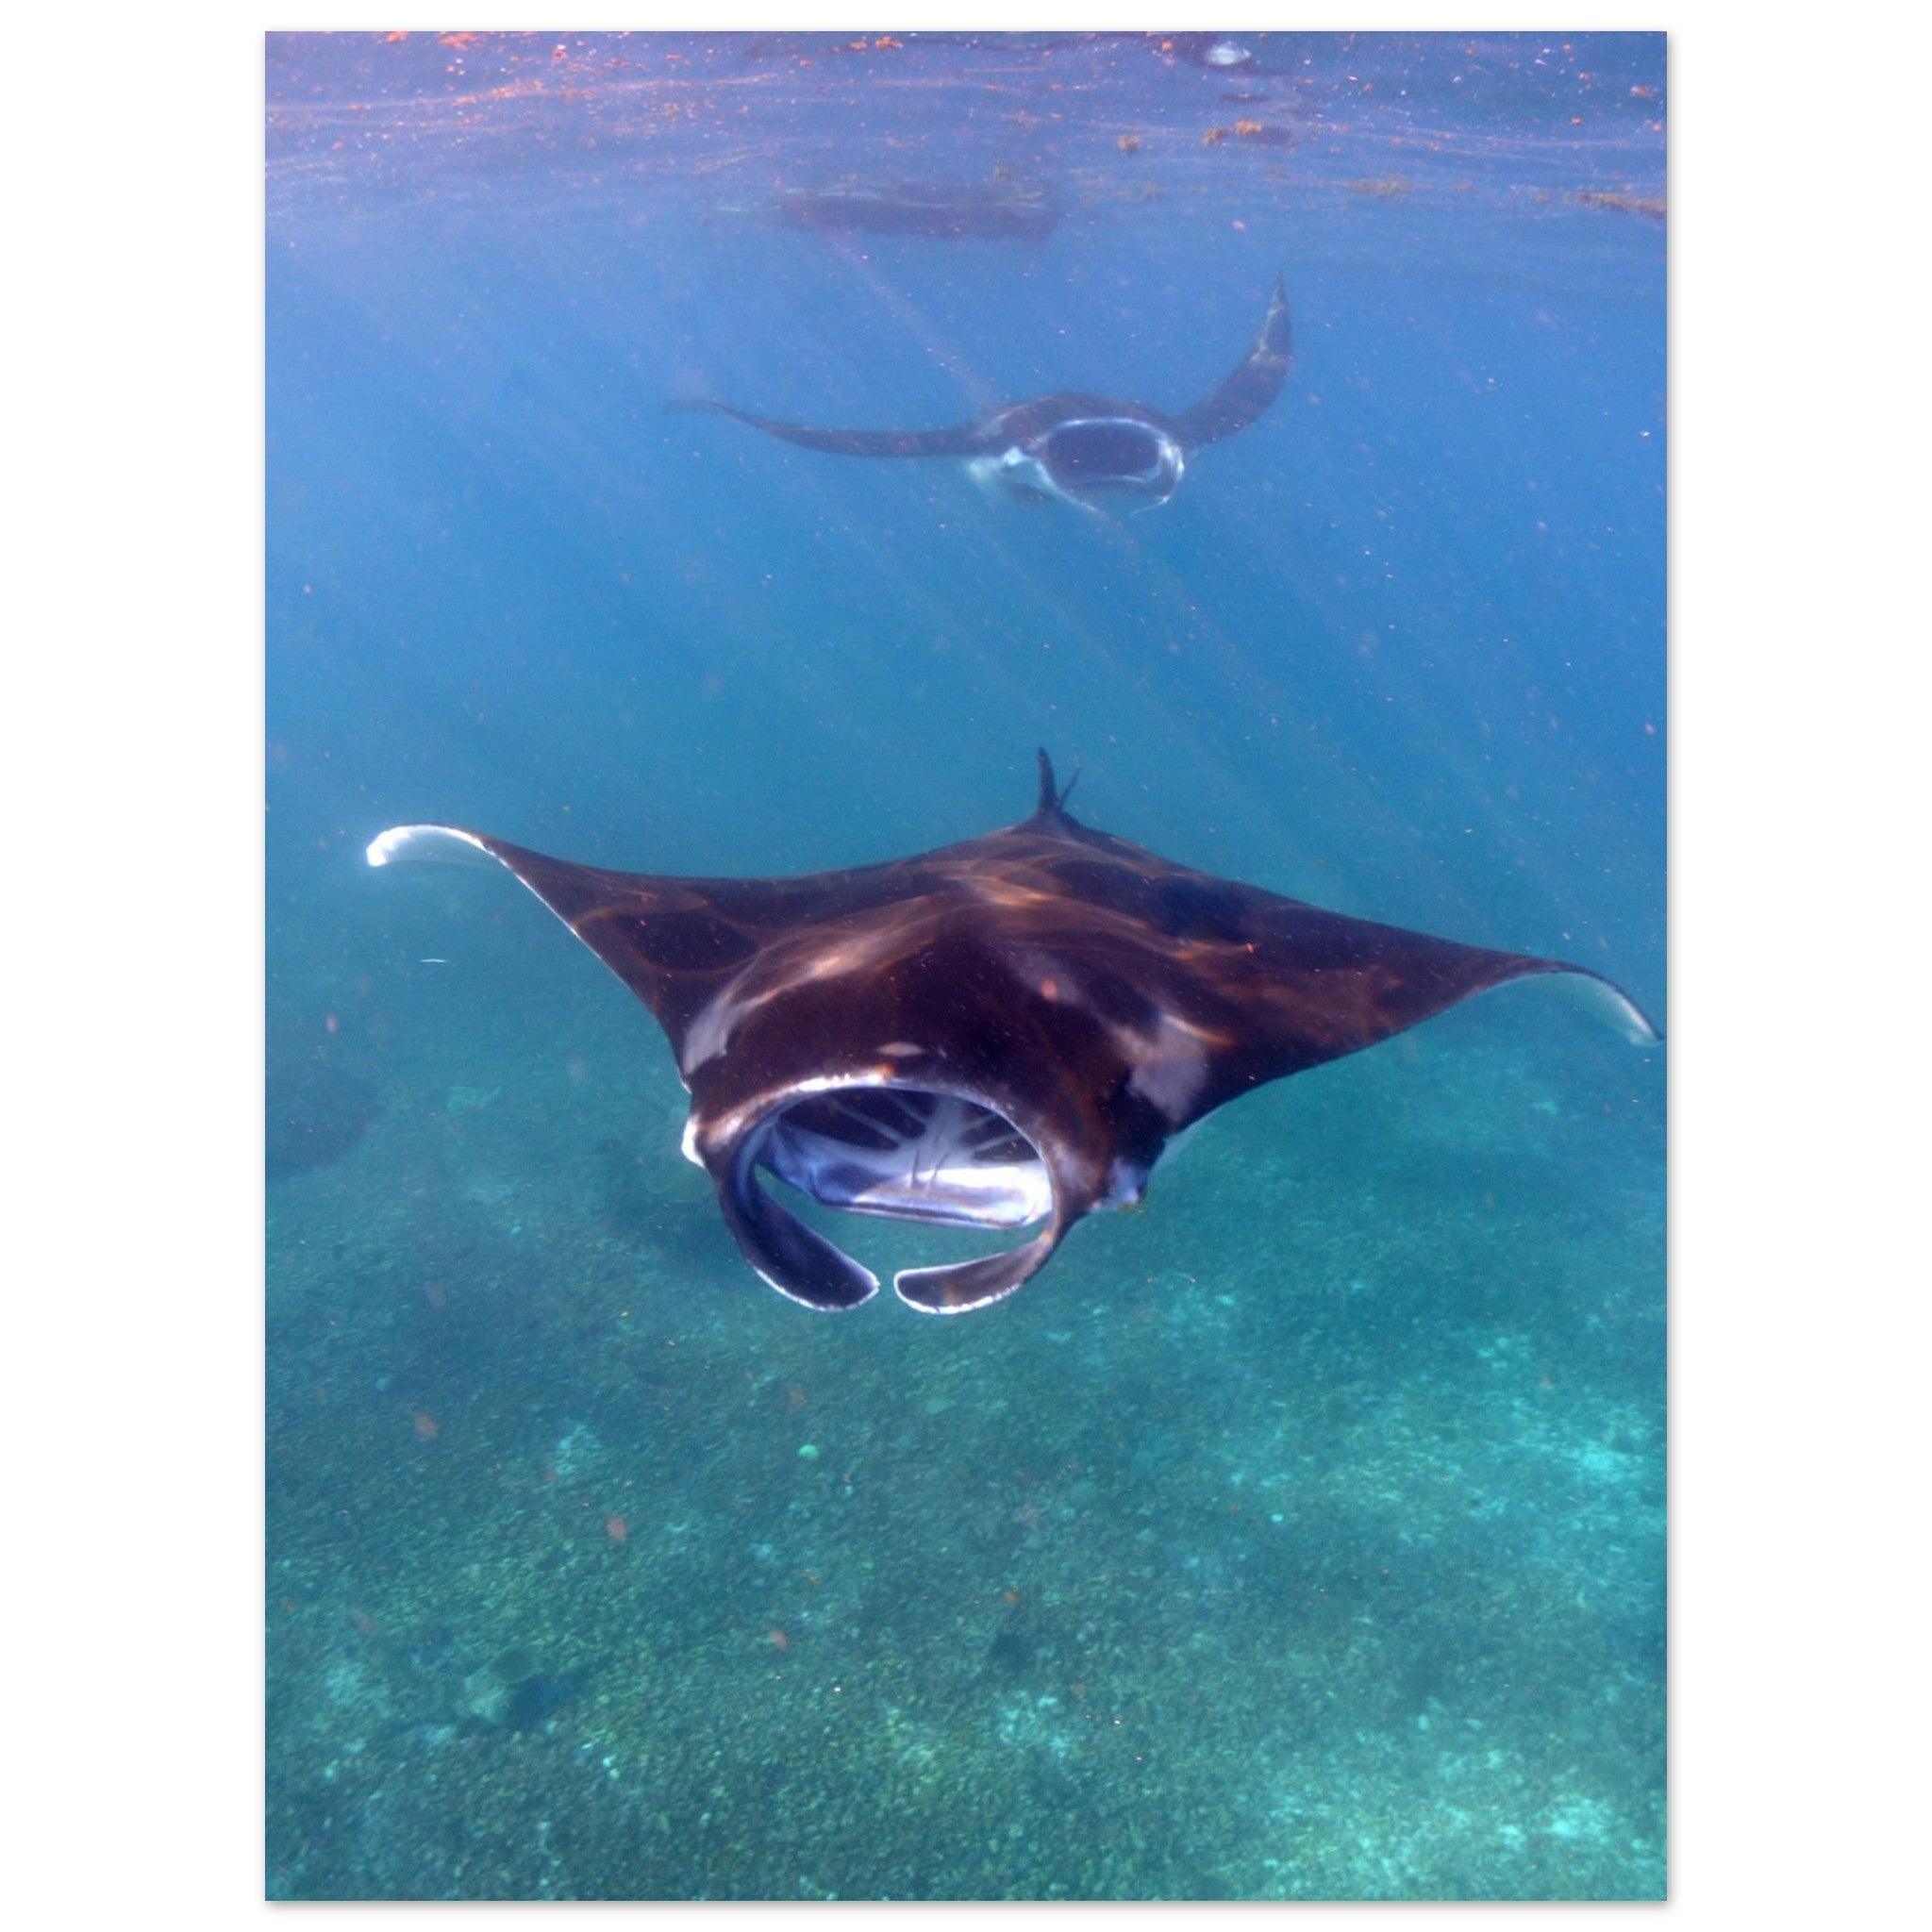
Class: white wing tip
1472,965,1661,1047
1555,970,1662,1047
365,824,497,870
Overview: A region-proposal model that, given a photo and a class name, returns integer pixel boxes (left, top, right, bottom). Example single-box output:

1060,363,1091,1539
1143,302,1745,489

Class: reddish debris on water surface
604,1514,628,1543
767,1626,791,1651
411,1411,439,1441
1568,188,1666,221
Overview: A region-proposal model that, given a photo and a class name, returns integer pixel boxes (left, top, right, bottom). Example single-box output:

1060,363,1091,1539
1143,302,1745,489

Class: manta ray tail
664,397,984,459
1172,274,1291,449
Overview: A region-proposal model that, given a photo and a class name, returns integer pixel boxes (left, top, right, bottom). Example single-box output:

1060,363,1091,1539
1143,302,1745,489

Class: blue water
267,31,1664,1901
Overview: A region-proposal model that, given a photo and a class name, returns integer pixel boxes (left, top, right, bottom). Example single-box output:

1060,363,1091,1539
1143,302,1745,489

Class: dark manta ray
666,277,1292,513
761,181,1064,242
369,755,1657,1314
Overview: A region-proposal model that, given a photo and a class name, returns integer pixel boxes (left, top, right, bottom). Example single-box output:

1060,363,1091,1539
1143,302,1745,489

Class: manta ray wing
1170,274,1292,449
663,398,988,459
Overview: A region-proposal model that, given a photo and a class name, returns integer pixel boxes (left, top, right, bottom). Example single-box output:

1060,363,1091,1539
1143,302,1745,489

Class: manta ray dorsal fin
1032,746,1083,821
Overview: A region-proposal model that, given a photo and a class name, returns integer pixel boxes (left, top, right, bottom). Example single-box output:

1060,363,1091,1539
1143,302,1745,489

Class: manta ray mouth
1039,418,1180,495
713,1076,1064,1314
758,1084,1052,1230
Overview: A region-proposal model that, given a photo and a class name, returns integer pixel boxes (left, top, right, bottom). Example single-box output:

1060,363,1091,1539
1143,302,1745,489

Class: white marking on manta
1013,951,1218,1126
677,990,741,1078
1123,1011,1222,1123
1546,973,1661,1046
366,824,498,869
967,448,1105,517
366,825,591,963
1463,969,1661,1047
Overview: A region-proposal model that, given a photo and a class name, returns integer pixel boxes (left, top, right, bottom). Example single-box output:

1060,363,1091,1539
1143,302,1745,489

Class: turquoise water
266,31,1665,1901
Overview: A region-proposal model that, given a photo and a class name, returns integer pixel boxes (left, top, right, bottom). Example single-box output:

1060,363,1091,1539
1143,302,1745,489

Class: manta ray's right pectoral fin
664,398,985,460
1171,273,1292,449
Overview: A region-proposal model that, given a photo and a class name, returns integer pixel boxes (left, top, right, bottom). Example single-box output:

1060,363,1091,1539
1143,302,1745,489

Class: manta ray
369,755,1657,1314
666,278,1292,513
760,180,1064,242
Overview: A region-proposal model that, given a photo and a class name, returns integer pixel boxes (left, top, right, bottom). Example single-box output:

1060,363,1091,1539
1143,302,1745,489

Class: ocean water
266,30,1665,1902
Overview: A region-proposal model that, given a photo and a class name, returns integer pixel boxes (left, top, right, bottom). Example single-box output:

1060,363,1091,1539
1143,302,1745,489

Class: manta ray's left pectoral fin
1224,915,1663,1091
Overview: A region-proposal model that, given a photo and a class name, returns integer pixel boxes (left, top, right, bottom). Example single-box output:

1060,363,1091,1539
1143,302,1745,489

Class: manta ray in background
758,180,1064,242
666,277,1292,513
369,754,1658,1315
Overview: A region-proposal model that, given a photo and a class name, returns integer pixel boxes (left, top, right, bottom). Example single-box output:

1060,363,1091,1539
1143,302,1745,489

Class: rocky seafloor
266,974,1664,1901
